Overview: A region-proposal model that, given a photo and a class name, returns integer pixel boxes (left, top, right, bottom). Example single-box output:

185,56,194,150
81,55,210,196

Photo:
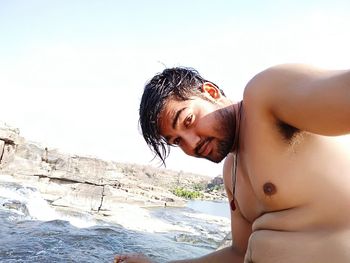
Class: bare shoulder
242,63,350,134
243,64,325,101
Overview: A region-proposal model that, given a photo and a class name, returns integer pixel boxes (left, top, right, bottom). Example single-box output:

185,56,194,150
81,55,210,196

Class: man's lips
195,138,212,157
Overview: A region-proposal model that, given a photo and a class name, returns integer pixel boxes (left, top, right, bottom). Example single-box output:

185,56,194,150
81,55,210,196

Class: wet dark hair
139,67,225,165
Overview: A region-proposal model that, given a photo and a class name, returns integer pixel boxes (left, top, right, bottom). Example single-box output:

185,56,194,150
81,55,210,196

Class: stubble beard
206,106,236,163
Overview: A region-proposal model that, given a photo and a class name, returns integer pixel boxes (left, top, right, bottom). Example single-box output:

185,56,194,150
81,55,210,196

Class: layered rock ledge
0,122,226,223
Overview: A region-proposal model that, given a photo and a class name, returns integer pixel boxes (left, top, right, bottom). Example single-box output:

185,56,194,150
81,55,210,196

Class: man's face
158,94,235,163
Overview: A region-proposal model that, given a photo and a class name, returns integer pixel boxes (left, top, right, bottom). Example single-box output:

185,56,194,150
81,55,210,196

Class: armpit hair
277,120,301,143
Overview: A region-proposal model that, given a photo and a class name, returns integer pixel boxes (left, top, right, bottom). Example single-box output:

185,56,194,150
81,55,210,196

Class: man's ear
201,82,222,99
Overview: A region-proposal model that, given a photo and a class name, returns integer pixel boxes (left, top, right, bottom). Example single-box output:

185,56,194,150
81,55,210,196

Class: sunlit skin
158,82,237,164
114,64,350,263
114,254,151,263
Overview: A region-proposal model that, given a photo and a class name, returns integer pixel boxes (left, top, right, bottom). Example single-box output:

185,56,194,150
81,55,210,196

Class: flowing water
0,181,230,263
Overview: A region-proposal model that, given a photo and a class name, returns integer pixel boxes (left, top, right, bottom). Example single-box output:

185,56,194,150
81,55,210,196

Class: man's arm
170,155,252,263
114,246,244,263
169,246,244,263
114,155,250,263
244,64,350,135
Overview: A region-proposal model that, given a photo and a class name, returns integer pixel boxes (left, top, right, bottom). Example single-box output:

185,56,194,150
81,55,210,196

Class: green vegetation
172,187,203,199
207,183,224,192
192,183,206,191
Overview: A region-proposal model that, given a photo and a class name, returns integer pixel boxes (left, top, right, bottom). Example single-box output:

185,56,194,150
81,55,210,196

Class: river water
0,182,230,263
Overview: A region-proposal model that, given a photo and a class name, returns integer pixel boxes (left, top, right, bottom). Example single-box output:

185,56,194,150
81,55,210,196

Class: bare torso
224,68,350,262
115,64,350,263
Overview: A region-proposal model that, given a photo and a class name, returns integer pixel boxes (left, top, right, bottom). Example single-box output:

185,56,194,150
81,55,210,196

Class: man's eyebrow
172,107,187,129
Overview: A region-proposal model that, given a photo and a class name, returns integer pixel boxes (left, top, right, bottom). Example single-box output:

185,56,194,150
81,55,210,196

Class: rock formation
0,122,226,220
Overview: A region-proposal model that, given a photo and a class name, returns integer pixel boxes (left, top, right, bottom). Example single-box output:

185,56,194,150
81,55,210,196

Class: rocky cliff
0,122,226,222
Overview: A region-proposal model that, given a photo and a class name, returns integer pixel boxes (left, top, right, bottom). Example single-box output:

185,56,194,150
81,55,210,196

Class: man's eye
173,137,181,145
184,114,193,127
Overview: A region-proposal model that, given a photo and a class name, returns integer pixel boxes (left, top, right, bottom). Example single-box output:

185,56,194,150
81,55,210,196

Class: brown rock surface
0,123,226,219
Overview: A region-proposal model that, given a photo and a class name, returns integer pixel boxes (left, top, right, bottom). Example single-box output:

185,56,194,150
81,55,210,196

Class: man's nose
183,132,200,152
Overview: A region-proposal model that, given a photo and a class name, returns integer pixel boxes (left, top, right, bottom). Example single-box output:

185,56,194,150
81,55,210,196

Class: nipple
263,182,277,196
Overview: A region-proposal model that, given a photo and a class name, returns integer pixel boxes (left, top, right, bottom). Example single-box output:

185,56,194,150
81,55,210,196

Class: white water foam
0,176,229,236
102,204,195,233
0,183,96,228
0,182,194,233
182,211,230,225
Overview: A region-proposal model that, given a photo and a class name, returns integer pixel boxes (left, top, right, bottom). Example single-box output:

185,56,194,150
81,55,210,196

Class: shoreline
0,123,226,228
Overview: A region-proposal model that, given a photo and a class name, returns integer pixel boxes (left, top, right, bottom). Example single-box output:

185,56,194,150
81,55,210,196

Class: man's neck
231,101,243,153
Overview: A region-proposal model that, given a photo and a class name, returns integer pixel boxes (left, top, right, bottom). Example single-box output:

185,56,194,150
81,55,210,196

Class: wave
0,180,230,241
0,182,96,228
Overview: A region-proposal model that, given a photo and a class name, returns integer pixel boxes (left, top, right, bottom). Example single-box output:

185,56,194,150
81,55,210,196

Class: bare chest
235,125,350,228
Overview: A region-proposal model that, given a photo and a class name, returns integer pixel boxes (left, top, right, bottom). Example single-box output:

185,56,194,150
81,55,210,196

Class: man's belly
245,175,350,232
245,228,350,263
239,177,350,262
252,205,319,232
251,197,350,232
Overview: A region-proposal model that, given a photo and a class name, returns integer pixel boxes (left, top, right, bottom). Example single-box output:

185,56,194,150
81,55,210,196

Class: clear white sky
1,0,350,177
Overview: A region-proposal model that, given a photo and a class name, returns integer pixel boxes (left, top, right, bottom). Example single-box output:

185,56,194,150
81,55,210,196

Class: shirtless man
114,64,350,263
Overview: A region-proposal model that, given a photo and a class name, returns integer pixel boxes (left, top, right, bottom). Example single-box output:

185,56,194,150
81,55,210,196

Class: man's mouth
195,138,212,157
